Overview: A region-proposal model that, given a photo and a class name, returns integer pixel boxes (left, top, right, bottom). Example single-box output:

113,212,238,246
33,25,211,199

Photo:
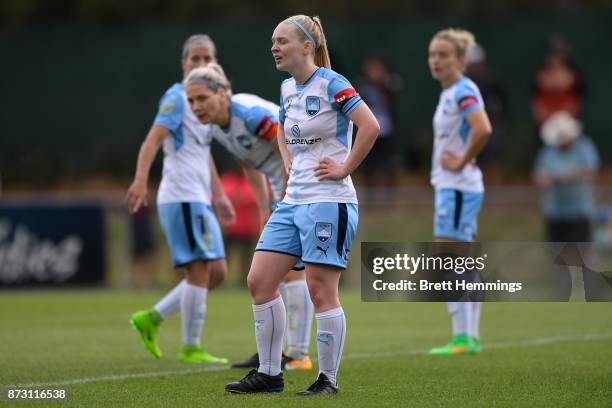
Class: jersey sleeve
327,74,363,116
454,82,482,119
245,106,279,142
153,90,185,132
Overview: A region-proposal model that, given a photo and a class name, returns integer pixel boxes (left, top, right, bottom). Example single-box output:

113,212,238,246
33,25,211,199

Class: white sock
316,307,346,386
278,282,288,308
470,302,482,339
285,280,314,358
154,279,186,320
253,296,286,376
278,282,288,350
448,302,472,337
180,282,208,345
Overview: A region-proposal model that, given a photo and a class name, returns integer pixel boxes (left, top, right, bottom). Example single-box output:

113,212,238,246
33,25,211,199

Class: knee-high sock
316,307,346,386
254,296,286,376
448,302,472,337
470,302,482,339
154,279,186,320
180,282,208,345
285,280,314,358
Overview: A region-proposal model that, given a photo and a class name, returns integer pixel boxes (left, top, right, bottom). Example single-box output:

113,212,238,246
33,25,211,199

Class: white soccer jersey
154,83,213,205
280,67,362,204
210,93,285,199
431,77,485,193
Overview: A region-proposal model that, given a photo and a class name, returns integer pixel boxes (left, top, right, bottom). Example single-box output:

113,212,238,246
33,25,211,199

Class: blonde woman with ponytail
126,35,235,365
184,63,318,372
427,29,492,356
226,15,380,396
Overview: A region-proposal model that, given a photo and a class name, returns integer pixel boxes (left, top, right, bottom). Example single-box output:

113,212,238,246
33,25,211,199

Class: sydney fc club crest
315,222,332,243
291,124,300,138
306,96,320,116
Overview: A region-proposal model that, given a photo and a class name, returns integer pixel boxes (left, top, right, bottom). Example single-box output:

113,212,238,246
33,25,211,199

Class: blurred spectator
466,44,509,166
533,112,599,242
355,56,403,191
530,34,586,128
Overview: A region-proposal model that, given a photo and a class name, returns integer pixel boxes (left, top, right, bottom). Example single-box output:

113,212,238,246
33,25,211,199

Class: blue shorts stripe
181,202,196,250
454,190,463,230
337,203,348,257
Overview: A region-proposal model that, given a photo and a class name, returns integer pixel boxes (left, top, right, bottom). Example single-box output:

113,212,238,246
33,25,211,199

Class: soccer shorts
434,189,483,241
158,202,225,267
257,201,358,269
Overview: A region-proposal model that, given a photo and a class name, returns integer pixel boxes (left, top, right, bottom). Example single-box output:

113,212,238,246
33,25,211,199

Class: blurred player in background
183,63,316,371
225,15,379,395
427,28,492,355
125,34,235,364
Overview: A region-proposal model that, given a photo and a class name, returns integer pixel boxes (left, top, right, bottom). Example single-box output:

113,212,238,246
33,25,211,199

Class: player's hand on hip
125,179,148,214
315,158,348,181
441,151,465,172
214,195,236,226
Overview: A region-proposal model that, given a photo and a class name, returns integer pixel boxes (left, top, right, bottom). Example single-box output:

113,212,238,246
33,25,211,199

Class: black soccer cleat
231,351,294,370
296,373,338,396
231,352,259,369
281,353,293,370
225,369,284,394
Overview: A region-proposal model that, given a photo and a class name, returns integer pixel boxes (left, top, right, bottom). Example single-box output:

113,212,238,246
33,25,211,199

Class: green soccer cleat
130,309,162,359
428,335,477,356
178,344,229,364
466,337,482,354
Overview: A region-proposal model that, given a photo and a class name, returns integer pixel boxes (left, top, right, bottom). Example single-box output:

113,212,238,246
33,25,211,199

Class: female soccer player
225,15,380,395
126,34,234,364
427,29,492,355
183,63,316,371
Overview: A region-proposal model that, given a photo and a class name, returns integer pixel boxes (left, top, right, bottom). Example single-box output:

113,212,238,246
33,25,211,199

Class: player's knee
209,262,227,290
306,279,327,309
246,271,260,297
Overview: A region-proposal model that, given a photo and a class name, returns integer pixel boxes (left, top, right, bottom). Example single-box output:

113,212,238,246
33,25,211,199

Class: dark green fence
2,16,611,184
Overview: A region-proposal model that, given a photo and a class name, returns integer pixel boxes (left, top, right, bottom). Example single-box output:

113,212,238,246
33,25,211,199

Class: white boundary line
3,333,611,388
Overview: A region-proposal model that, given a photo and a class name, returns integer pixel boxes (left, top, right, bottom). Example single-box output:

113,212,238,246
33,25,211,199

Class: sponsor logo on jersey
306,96,320,116
236,134,253,150
334,88,358,109
286,138,322,145
458,96,479,111
291,124,300,138
315,222,332,243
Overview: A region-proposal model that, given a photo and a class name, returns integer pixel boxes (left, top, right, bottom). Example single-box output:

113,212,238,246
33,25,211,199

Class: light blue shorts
434,189,483,241
158,202,225,267
256,202,358,269
270,199,304,271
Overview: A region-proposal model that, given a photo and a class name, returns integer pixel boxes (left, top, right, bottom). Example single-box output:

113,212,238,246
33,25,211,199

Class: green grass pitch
1,290,611,407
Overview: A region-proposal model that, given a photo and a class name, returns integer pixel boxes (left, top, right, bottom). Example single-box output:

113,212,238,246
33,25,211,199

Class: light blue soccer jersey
210,93,285,199
280,67,363,204
154,83,213,205
431,77,485,193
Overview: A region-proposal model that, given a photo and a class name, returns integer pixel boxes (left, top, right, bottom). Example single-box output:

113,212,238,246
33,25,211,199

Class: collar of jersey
295,67,321,93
